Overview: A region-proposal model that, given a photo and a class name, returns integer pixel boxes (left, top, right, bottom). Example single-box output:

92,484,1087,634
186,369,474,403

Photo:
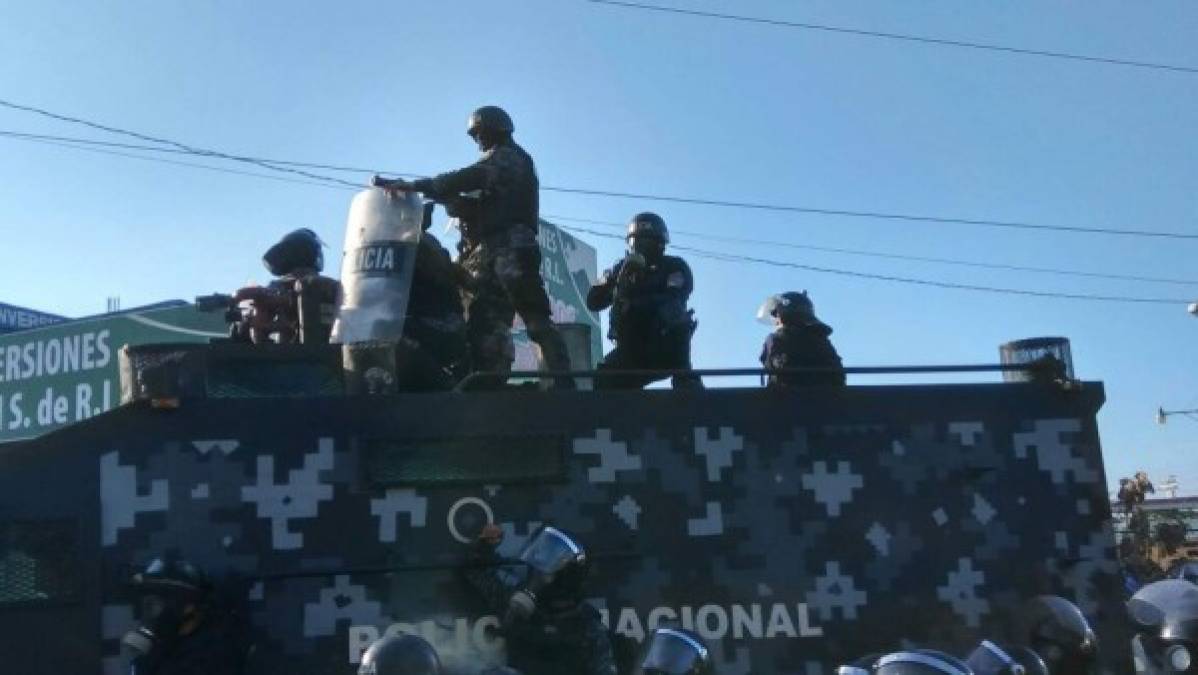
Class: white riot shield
330,188,423,344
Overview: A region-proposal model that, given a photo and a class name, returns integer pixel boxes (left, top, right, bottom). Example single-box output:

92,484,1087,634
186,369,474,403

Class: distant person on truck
756,291,845,387
120,555,249,675
372,106,573,388
197,228,340,345
460,524,616,675
586,212,701,390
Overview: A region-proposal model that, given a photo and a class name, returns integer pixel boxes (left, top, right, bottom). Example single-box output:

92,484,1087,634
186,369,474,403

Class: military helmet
129,555,211,598
966,640,1043,675
1021,595,1097,675
263,228,325,276
627,212,669,244
639,627,711,675
756,291,822,326
358,634,442,675
467,106,515,137
875,650,973,675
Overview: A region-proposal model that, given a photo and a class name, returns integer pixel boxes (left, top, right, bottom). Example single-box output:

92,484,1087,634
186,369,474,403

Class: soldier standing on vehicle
120,555,250,675
460,524,616,675
586,212,701,390
372,106,573,388
756,291,845,387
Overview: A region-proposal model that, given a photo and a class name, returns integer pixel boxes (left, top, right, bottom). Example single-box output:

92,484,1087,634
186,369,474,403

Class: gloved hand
624,251,647,269
370,175,414,194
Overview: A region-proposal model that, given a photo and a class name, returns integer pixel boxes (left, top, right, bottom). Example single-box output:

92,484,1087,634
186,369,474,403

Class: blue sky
0,1,1195,494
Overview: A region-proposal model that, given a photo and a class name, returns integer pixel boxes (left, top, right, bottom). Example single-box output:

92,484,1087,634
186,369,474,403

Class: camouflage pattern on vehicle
0,379,1125,674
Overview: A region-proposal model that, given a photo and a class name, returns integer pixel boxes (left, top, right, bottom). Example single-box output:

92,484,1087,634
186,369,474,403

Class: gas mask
504,526,587,623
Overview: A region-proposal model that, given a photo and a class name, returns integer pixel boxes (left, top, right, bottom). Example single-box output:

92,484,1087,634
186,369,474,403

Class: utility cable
545,214,1198,286
4,129,1194,305
1,115,1192,241
586,0,1198,75
0,99,363,188
8,128,1196,286
0,132,354,191
558,224,1190,305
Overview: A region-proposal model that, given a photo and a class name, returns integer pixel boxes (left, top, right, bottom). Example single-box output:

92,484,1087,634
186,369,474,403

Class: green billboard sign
0,305,227,443
513,220,603,369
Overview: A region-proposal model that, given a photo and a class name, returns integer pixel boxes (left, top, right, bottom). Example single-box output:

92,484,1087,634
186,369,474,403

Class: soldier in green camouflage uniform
374,106,572,387
460,524,617,675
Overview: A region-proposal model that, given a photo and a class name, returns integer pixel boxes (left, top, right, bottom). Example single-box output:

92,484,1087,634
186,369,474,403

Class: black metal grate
365,435,566,486
0,519,81,605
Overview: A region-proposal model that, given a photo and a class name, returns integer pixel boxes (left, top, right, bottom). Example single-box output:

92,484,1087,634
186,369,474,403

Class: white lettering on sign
0,329,111,384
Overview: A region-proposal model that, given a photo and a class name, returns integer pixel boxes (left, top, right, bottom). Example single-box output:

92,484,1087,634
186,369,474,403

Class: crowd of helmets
121,521,1198,675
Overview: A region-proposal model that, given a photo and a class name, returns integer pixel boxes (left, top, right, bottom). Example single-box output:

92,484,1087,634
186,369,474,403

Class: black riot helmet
638,627,712,675
1128,580,1198,675
467,106,515,151
128,554,212,627
627,212,669,262
966,640,1050,675
875,650,974,675
506,525,589,620
756,291,826,328
358,634,442,675
263,228,325,276
1020,596,1097,675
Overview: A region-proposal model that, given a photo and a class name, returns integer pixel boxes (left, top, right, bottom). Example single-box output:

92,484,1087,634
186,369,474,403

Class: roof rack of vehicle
454,362,1068,391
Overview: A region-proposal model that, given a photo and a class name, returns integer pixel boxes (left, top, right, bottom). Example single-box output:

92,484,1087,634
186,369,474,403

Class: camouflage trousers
459,228,571,383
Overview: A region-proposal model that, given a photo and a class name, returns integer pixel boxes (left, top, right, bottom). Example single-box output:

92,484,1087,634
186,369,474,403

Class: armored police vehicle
0,191,1124,674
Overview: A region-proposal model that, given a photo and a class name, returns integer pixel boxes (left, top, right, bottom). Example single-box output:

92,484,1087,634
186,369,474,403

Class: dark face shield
627,235,665,263
519,526,585,575
640,628,709,674
966,641,1027,675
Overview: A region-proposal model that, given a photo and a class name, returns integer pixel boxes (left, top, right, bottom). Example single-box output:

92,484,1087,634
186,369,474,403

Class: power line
586,0,1198,75
1,104,1195,240
21,123,1198,285
545,214,1198,287
557,224,1189,305
4,128,1190,306
543,185,1198,240
0,132,355,191
0,99,363,188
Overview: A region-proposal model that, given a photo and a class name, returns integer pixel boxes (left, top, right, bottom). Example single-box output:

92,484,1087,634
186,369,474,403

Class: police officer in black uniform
394,205,469,390
637,627,712,675
373,106,573,387
358,634,442,675
121,555,249,675
460,523,616,675
587,212,701,390
756,291,845,387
